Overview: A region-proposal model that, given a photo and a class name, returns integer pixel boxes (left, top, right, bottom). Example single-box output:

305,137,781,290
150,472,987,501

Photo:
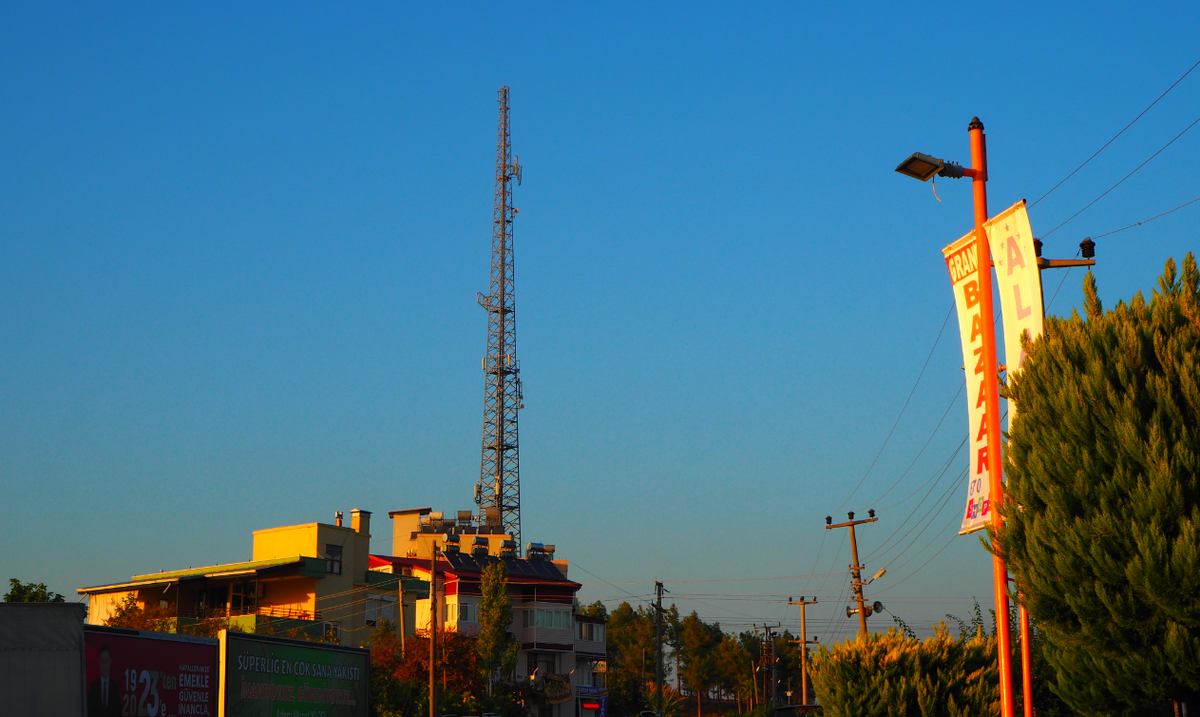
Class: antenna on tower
476,86,524,553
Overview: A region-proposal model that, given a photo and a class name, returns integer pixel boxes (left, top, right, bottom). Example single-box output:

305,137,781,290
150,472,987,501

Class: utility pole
476,86,525,552
754,623,781,707
655,581,666,716
825,510,879,641
429,543,439,717
787,597,819,705
769,626,777,707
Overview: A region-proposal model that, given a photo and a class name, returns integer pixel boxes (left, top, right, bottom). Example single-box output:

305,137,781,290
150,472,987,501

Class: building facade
381,507,608,717
77,510,426,646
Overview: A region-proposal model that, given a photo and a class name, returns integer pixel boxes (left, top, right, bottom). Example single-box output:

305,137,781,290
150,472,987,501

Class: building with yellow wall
77,509,426,646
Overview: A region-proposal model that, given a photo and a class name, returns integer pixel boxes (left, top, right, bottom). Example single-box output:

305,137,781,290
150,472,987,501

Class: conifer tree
476,562,517,694
999,254,1200,715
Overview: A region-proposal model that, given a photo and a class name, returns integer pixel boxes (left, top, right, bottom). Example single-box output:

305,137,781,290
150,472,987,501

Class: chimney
335,511,344,527
351,509,371,536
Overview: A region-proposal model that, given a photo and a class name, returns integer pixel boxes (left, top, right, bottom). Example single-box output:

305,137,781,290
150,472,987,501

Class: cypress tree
998,253,1200,715
476,562,517,694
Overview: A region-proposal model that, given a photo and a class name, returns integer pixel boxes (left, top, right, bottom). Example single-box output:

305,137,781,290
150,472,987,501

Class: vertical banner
943,231,993,535
987,200,1044,417
944,200,1044,535
84,625,218,717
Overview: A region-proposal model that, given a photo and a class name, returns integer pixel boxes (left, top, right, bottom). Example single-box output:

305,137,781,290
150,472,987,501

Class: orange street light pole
964,117,1016,717
1020,593,1034,717
896,118,1020,717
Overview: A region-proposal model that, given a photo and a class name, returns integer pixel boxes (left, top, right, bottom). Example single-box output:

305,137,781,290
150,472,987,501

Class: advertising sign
84,625,219,717
218,630,369,717
943,229,994,535
543,674,573,704
986,200,1045,418
943,201,1045,535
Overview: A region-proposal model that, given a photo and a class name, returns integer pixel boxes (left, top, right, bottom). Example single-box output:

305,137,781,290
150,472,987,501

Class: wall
85,590,134,626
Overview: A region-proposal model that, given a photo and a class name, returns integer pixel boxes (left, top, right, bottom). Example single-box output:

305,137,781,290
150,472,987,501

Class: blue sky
2,3,1198,640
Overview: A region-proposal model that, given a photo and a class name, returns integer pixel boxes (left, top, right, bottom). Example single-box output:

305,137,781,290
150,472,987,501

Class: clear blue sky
2,3,1198,640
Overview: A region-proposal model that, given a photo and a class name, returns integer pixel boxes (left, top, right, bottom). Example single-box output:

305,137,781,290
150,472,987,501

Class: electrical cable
870,379,965,506
1090,193,1200,240
867,465,964,567
1044,194,1200,313
863,439,967,561
883,436,966,511
1029,57,1200,209
876,468,966,569
873,524,961,596
1041,112,1200,240
571,562,653,606
836,302,955,511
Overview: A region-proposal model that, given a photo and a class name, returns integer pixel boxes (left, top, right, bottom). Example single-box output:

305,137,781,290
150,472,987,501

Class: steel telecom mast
476,86,524,551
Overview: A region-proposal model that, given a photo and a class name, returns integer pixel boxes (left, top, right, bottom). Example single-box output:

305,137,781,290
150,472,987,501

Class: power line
875,524,961,596
1091,193,1200,240
1045,194,1200,313
1029,57,1200,209
871,379,965,506
865,438,967,560
572,562,653,606
883,436,966,511
1041,112,1200,240
877,468,966,569
837,303,955,510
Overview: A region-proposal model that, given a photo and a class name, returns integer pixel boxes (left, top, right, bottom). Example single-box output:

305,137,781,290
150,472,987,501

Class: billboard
218,630,369,717
84,625,219,717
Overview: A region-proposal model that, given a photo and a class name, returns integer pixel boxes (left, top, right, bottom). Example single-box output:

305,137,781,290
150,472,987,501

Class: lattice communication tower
476,86,524,551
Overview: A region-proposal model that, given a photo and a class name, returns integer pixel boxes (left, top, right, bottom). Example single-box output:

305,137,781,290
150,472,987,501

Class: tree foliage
677,611,723,717
808,625,999,717
103,593,240,637
999,255,1200,714
476,562,518,693
4,578,66,603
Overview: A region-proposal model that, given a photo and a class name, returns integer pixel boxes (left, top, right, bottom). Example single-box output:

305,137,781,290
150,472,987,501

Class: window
323,621,340,642
458,602,477,623
578,622,604,641
366,594,397,627
326,544,342,575
525,608,571,629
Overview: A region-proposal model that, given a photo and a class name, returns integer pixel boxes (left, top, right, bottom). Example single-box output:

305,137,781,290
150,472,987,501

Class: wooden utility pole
787,597,819,705
655,581,665,717
429,543,439,717
399,578,406,658
825,511,878,641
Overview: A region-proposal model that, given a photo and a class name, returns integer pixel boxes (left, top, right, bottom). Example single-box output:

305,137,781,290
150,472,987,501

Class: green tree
476,562,518,694
999,255,1200,715
677,611,723,717
809,625,998,717
605,601,656,717
4,578,66,602
579,600,609,620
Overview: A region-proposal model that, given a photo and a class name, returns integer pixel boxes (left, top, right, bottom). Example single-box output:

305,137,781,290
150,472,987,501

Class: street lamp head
895,152,942,181
896,152,966,181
